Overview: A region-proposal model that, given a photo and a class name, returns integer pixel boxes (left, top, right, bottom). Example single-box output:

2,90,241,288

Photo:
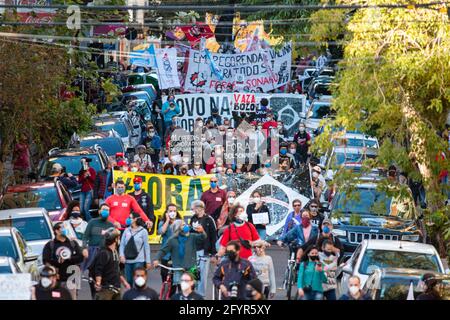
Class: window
0,187,62,212
0,236,19,261
358,249,441,275
42,154,102,176
80,138,124,156
12,217,52,241
95,122,129,138
0,265,13,273
310,103,333,119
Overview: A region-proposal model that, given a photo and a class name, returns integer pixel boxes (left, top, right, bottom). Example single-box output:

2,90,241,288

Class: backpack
124,229,145,260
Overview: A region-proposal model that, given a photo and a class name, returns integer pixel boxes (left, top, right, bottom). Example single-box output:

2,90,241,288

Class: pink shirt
303,224,312,242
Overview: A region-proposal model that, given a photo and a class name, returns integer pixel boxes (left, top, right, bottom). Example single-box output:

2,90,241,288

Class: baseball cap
51,163,63,172
312,165,322,173
117,160,127,167
133,176,143,183
322,219,332,226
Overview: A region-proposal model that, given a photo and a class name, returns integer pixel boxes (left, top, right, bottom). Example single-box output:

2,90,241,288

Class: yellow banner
112,171,214,243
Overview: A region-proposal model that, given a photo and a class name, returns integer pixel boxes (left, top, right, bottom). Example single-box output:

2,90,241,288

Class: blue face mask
182,225,190,234
265,163,271,168
126,218,133,226
280,149,287,155
134,183,141,191
210,182,217,189
166,170,172,174
61,229,68,237
100,210,109,219
323,226,331,234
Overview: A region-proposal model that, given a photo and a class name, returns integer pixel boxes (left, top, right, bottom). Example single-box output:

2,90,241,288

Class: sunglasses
293,204,301,207
310,206,318,208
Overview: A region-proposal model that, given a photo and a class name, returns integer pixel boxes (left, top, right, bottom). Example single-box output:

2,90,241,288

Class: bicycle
281,241,299,300
157,263,185,300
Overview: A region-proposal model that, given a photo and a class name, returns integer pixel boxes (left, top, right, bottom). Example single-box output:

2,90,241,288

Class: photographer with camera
213,240,257,300
49,163,79,190
78,157,97,221
297,245,327,300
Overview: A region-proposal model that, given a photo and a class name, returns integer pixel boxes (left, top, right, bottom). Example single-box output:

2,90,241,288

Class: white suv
335,240,447,298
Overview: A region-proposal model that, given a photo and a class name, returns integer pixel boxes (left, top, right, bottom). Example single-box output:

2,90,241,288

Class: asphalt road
77,245,290,300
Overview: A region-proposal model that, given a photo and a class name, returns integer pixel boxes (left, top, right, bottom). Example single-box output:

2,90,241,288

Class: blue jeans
196,250,210,298
323,289,336,300
124,262,145,286
257,229,267,240
80,191,93,221
300,290,323,300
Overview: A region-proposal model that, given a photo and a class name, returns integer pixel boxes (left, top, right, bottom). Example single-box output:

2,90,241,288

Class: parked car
0,256,22,274
127,72,159,91
107,111,143,147
362,268,450,300
327,180,423,253
122,84,157,102
93,115,137,150
0,227,39,280
332,132,380,149
0,208,55,265
304,100,335,137
335,240,447,298
77,131,125,158
0,182,72,222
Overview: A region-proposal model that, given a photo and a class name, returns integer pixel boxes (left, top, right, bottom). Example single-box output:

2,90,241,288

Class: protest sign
155,47,181,89
0,274,32,300
183,42,292,93
252,212,270,225
113,171,214,243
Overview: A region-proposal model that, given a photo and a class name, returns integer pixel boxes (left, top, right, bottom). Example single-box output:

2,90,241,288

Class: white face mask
197,121,203,127
239,212,248,222
180,281,191,292
134,276,146,288
168,211,177,219
349,285,360,295
299,127,305,133
40,277,52,288
131,167,138,173
289,149,296,154
228,197,235,205
312,172,319,179
253,197,261,204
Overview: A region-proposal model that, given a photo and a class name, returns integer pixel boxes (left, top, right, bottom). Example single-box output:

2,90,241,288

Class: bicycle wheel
286,267,294,300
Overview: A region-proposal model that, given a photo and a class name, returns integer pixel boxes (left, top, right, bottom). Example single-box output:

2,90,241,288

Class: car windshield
80,138,124,156
334,151,377,166
12,217,52,241
0,265,13,273
359,249,442,275
94,121,128,138
334,187,416,219
310,103,333,119
0,236,18,260
41,155,102,176
128,75,145,85
375,277,421,300
0,187,62,211
335,138,378,148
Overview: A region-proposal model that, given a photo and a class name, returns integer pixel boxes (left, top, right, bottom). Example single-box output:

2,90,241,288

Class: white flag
406,281,415,300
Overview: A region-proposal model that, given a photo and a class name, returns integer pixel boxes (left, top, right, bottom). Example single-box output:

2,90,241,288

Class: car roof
364,240,438,254
380,268,441,278
0,227,15,235
93,116,122,124
48,147,97,157
333,146,378,155
7,181,56,192
0,208,48,220
342,132,378,141
123,90,149,97
80,131,111,140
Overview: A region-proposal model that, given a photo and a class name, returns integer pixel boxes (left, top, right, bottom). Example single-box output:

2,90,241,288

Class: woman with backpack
218,205,260,260
119,212,151,285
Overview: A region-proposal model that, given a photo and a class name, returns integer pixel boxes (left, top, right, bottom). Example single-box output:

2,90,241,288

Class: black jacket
246,203,271,230
190,214,217,255
92,247,121,288
213,258,257,300
34,283,72,300
123,287,159,300
42,238,84,281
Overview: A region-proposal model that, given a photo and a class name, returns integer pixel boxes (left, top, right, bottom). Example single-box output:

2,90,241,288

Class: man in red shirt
262,111,278,131
105,179,151,230
200,176,227,220
78,157,96,221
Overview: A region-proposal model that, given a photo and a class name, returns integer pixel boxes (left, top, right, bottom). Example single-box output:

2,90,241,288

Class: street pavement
77,245,289,300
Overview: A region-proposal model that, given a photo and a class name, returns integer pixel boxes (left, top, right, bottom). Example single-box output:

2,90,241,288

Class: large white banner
183,42,292,93
168,93,306,138
155,48,181,89
0,274,32,300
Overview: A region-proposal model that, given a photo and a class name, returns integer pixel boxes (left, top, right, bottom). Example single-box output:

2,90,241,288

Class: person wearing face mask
133,145,154,173
200,177,227,221
311,165,326,200
318,240,338,300
213,241,257,300
275,144,296,171
297,245,327,300
157,204,182,292
262,111,277,130
129,177,155,232
339,275,371,300
293,123,311,165
81,203,114,282
316,219,343,261
187,162,207,176
281,199,303,237
189,200,218,298
248,240,276,299
78,157,96,221
123,267,159,300
218,205,260,260
153,220,206,292
171,272,204,300
416,273,443,300
68,202,88,240
90,228,130,300
216,191,237,231
246,191,271,240
32,266,72,300
278,210,319,263
143,125,162,168
162,95,180,137
208,106,222,126
307,199,324,231
245,278,265,300
163,163,176,175
42,222,84,300
119,212,152,286
288,142,300,168
105,179,151,231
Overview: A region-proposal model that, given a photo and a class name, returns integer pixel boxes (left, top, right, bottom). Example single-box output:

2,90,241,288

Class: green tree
312,0,450,256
